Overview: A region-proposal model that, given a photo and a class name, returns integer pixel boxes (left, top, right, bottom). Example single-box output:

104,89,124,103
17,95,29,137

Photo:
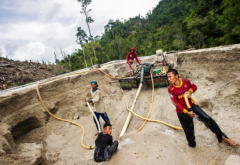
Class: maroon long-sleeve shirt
126,52,141,65
168,78,197,113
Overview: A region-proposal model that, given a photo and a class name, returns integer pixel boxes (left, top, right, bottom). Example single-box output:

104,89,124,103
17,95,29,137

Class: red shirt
126,52,141,65
168,78,197,113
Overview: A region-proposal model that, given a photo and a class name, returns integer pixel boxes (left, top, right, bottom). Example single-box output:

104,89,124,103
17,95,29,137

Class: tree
112,35,124,59
54,52,60,64
69,50,85,71
76,27,88,68
65,0,240,72
218,0,240,44
78,0,96,58
60,48,71,70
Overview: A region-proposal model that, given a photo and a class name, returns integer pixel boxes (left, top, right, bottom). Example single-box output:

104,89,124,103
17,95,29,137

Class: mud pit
0,44,240,165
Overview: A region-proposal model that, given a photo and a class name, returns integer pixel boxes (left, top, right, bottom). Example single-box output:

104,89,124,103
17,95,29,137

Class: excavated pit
0,44,240,165
12,117,43,140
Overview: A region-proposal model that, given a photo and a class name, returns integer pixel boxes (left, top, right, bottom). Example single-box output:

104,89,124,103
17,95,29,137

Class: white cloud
4,43,18,56
0,22,44,40
0,0,160,62
28,41,45,56
0,47,6,57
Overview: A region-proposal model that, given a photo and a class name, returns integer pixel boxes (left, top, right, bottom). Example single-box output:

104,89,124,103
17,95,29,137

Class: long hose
36,69,126,149
121,85,199,132
36,83,95,149
120,86,183,130
36,68,183,150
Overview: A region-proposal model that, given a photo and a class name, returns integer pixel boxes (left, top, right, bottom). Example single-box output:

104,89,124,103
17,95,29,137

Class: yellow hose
36,68,127,149
119,86,183,130
36,83,94,149
184,93,197,109
36,67,182,151
135,71,154,133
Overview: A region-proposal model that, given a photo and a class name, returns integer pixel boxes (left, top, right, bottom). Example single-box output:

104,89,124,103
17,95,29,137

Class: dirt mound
0,45,240,165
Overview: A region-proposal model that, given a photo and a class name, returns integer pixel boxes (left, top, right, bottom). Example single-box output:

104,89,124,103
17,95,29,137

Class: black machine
119,58,170,89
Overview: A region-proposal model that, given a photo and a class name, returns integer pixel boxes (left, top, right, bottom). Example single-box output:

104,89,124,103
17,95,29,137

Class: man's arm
184,79,197,98
89,90,100,103
134,53,141,65
108,135,113,146
188,79,197,93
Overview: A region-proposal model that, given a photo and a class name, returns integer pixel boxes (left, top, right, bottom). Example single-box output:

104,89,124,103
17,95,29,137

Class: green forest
58,0,240,71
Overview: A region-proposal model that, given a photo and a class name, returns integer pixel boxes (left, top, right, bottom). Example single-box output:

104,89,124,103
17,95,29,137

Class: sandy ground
0,44,240,165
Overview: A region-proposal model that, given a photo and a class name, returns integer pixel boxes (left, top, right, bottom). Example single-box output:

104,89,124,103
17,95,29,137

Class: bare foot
222,136,237,146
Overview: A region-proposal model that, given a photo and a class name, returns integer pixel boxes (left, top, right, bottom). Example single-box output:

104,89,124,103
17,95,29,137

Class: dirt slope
0,44,240,165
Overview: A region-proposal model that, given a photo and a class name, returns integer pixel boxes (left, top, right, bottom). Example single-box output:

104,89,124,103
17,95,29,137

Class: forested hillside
59,0,240,71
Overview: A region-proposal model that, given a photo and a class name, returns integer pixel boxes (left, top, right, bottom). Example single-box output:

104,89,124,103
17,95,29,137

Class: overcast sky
0,0,160,62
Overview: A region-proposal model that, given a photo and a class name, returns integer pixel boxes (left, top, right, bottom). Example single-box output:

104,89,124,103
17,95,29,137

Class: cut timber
119,68,144,137
0,64,15,67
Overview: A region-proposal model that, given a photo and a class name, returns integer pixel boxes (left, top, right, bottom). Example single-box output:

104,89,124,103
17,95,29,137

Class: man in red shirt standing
167,69,237,148
126,47,141,75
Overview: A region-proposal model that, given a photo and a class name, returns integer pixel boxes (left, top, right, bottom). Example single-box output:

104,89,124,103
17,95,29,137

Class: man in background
126,47,141,75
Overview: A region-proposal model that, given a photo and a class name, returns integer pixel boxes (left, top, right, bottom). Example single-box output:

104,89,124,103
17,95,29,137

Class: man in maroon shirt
167,69,237,148
126,47,141,75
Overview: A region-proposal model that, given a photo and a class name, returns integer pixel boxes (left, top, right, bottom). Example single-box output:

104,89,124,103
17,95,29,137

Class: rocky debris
0,57,70,89
0,64,15,67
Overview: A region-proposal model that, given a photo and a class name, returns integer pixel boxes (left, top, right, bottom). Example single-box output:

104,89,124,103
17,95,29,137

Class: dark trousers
94,141,119,162
93,112,110,131
177,112,196,146
178,104,228,145
105,141,119,160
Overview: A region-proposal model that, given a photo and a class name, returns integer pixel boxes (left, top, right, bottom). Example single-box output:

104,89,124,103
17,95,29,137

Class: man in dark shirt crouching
94,123,118,162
